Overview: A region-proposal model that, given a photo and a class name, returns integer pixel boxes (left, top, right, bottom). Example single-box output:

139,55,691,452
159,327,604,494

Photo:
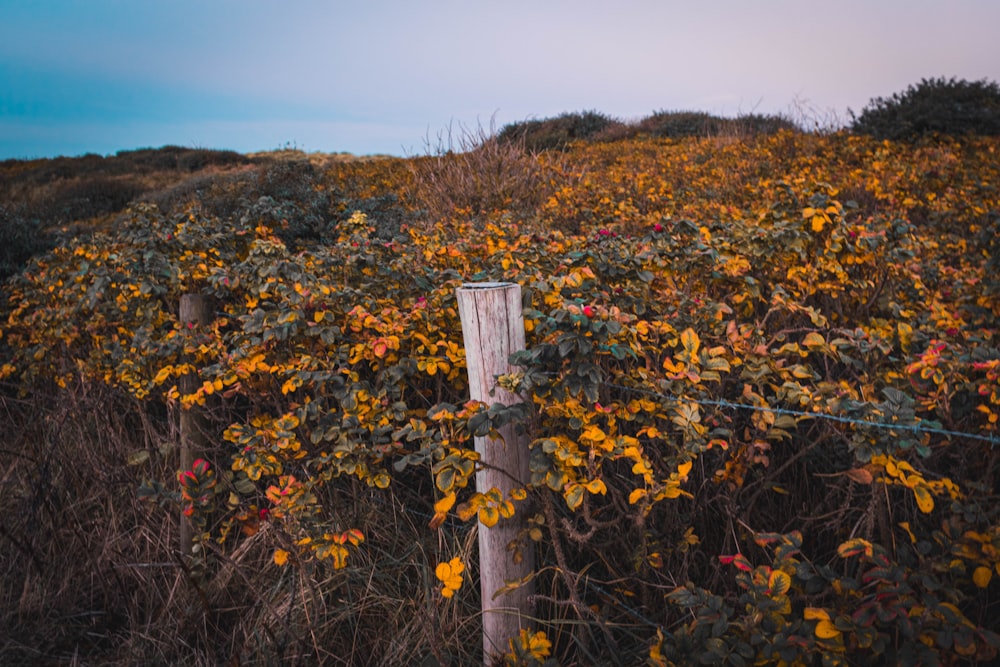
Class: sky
2,0,999,160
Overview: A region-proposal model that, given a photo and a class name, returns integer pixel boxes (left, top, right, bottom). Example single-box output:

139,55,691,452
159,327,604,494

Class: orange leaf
837,538,874,559
815,619,841,639
434,492,457,515
768,570,791,596
804,607,830,621
845,468,874,484
973,566,992,588
912,484,934,514
479,505,500,528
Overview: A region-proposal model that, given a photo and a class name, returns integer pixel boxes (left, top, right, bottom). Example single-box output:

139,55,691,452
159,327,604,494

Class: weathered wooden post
178,293,211,558
456,282,535,662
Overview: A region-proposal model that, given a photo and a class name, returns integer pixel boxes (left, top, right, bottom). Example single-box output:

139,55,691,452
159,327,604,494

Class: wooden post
456,282,535,662
178,293,211,558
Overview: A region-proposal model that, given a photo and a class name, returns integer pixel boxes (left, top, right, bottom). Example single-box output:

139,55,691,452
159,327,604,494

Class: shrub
636,110,722,138
850,76,1000,140
35,176,145,225
115,146,249,172
635,110,798,139
498,111,625,152
143,159,332,247
3,132,1000,665
718,112,799,136
0,205,55,281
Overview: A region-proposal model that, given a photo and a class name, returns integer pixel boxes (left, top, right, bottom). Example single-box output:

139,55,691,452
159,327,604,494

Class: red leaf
719,553,753,571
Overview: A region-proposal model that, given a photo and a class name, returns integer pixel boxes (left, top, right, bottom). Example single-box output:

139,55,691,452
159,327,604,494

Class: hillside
1,127,999,665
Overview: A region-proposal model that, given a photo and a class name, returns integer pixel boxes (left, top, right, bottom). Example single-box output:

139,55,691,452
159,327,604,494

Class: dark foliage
0,205,56,282
638,110,798,139
850,77,1000,140
38,176,145,225
498,110,626,152
499,110,798,152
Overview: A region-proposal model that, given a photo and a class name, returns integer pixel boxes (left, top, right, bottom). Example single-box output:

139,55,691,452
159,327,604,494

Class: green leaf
126,449,150,466
435,467,456,494
564,483,585,510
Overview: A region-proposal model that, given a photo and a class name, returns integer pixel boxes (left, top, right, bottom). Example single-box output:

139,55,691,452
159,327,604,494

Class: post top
458,281,516,290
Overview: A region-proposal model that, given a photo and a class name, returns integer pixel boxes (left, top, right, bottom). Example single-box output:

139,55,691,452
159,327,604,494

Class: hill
1,126,998,665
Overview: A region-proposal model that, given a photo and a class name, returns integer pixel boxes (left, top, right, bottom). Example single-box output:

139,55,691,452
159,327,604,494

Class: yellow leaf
153,366,174,385
811,214,826,233
973,565,992,588
456,501,479,522
804,607,830,621
912,484,934,514
768,570,791,596
815,619,841,639
330,544,349,569
677,460,693,479
372,471,390,489
498,500,515,518
434,492,457,515
479,505,500,528
899,521,917,544
436,557,465,598
585,478,607,495
680,328,700,355
273,549,289,566
802,332,826,350
628,488,647,504
897,322,913,352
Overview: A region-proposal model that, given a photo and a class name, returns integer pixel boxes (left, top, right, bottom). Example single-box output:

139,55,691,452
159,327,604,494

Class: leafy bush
143,159,333,247
114,146,249,172
636,110,722,138
498,111,625,152
851,76,1000,140
637,110,798,139
36,175,145,224
721,112,800,136
0,205,55,281
2,132,999,665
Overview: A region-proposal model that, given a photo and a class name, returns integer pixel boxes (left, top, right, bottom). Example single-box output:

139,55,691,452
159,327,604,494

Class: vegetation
850,76,1000,140
497,110,627,151
2,87,1000,665
497,110,800,153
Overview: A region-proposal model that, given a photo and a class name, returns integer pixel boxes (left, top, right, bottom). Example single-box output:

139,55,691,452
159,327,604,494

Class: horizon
3,1,999,161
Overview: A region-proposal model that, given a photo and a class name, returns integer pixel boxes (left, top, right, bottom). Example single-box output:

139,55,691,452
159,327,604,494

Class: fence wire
601,381,999,447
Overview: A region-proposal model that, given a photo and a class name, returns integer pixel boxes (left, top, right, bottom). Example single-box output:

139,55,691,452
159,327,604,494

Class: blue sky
2,0,999,159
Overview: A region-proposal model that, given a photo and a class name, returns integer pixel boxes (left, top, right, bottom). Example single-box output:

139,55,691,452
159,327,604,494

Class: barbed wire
601,381,999,446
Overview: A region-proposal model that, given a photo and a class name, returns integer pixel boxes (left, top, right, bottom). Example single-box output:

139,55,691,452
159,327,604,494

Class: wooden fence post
178,293,211,558
456,282,536,662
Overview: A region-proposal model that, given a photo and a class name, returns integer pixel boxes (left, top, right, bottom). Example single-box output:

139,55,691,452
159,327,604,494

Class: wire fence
600,381,999,447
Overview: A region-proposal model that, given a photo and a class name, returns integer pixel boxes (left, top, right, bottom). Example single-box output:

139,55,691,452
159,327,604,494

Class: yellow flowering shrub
2,132,999,664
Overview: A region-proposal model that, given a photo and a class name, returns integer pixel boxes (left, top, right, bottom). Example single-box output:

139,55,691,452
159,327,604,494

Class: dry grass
406,118,553,224
0,378,483,665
